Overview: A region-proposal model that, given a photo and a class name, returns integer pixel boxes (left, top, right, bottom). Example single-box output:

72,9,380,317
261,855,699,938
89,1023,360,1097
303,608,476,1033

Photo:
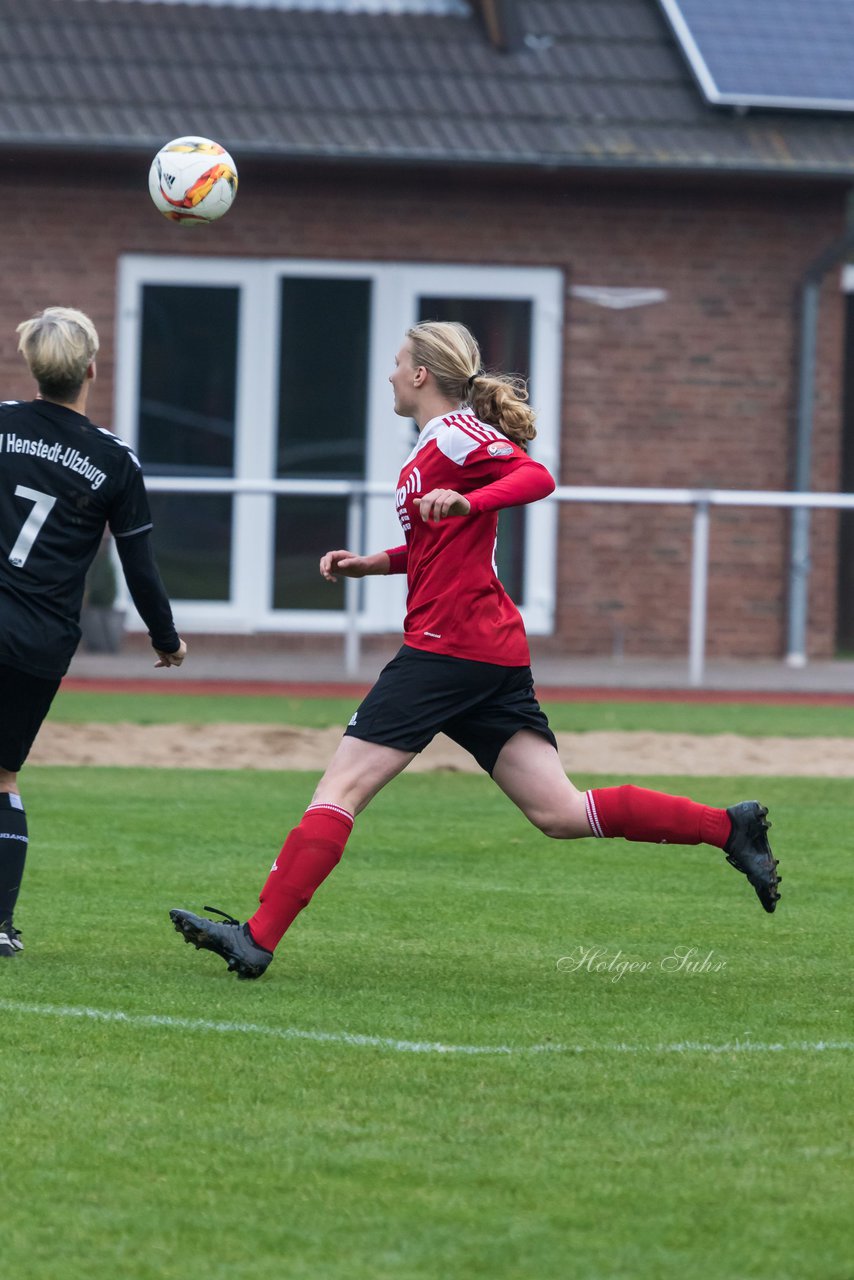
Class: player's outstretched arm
320,549,391,582
114,531,185,670
463,458,555,515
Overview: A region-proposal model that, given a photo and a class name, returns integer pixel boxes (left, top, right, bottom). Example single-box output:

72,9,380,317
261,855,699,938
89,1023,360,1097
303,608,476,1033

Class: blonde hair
406,320,536,449
16,306,99,402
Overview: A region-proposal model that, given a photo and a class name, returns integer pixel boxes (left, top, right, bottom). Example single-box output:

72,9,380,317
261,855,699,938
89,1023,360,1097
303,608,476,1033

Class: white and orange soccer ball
148,136,238,224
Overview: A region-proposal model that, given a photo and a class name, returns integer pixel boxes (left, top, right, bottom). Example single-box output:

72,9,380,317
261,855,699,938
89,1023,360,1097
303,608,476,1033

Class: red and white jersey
385,411,555,666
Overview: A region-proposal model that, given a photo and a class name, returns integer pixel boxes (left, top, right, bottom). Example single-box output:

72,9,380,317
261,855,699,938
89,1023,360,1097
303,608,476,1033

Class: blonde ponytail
468,373,536,450
407,320,537,450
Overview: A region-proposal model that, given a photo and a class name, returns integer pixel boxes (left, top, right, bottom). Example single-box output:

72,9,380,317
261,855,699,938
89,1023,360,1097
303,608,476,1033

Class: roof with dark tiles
1,0,854,177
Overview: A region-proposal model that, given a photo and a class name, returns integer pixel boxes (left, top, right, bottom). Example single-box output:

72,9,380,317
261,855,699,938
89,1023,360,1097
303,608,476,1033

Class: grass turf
2,766,851,1279
50,687,854,736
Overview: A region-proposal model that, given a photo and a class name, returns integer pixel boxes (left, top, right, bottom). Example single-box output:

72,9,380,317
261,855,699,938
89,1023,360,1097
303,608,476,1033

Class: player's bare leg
170,737,416,978
492,730,779,911
0,767,27,958
309,735,417,815
492,730,591,837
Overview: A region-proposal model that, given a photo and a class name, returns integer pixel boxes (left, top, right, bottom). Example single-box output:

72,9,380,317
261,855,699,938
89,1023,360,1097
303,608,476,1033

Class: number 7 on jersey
9,485,57,568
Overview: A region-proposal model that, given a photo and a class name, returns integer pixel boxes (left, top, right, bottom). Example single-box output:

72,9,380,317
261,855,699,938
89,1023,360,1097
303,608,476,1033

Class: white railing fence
143,477,854,686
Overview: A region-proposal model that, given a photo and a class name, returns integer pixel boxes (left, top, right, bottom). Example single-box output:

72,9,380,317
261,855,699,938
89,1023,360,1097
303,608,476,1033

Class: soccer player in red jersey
170,321,779,980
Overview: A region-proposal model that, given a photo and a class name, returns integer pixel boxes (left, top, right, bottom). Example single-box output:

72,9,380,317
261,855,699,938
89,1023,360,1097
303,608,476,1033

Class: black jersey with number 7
0,399,153,678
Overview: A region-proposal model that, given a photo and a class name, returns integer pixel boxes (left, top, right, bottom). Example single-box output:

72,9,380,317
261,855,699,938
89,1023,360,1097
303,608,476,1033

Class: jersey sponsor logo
0,433,108,490
396,464,422,533
486,441,514,457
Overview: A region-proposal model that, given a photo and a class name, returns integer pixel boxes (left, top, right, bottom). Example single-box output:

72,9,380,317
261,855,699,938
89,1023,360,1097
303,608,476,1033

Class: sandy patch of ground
27,722,854,776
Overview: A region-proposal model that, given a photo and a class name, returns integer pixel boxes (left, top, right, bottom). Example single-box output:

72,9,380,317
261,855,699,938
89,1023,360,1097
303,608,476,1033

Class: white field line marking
0,1000,852,1057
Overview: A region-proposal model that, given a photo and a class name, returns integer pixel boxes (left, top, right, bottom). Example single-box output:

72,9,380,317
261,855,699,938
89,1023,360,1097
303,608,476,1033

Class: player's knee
541,821,577,840
524,788,590,839
532,810,586,840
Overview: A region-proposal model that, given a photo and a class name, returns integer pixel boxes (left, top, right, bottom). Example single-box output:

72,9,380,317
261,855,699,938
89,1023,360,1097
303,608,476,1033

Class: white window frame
115,255,562,636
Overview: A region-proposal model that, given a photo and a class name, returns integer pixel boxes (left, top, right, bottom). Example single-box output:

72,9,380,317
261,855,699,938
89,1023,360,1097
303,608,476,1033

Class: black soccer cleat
0,920,23,958
169,906,273,980
724,801,781,913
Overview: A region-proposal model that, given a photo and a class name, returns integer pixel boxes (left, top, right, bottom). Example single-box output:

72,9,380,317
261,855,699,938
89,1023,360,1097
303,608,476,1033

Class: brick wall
0,158,846,658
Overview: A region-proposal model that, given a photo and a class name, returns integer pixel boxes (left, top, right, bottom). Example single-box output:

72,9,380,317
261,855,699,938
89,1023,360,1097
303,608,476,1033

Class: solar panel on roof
657,0,854,113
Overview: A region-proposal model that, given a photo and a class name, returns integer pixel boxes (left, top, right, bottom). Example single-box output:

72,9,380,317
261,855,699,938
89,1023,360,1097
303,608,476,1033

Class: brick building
1,0,854,660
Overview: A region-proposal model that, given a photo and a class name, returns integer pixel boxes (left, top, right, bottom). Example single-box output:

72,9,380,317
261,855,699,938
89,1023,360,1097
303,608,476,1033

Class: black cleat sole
724,801,781,913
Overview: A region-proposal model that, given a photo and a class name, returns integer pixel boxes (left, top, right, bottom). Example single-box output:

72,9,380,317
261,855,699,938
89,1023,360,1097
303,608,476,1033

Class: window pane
277,278,370,479
148,494,232,600
418,297,532,385
138,284,238,476
418,297,532,601
274,496,346,611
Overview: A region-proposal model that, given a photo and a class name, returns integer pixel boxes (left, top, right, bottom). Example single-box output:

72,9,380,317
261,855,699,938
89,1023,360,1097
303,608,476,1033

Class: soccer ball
148,136,238,224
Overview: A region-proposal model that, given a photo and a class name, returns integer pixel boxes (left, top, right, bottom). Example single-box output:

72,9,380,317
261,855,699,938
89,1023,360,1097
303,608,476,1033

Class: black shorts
344,645,557,775
0,663,62,772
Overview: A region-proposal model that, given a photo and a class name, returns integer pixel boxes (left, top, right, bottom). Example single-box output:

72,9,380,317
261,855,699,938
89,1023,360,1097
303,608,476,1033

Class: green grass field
50,687,854,736
2,697,853,1279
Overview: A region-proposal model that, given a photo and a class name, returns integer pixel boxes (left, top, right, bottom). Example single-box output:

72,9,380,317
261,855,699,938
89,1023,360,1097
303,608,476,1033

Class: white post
689,499,710,687
344,489,365,677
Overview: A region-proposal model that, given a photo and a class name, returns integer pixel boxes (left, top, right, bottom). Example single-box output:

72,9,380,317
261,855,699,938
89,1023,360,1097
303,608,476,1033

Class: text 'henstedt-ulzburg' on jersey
0,433,107,490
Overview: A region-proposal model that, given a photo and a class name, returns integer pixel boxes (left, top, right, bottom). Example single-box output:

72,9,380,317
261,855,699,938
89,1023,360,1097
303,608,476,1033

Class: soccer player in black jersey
0,306,187,957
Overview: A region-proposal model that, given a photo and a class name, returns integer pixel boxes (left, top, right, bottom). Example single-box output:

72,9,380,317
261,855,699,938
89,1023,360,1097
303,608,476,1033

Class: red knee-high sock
248,803,354,951
585,785,731,848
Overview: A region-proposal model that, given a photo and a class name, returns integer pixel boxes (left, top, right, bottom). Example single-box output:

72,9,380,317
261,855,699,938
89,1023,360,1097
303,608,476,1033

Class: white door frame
115,255,563,635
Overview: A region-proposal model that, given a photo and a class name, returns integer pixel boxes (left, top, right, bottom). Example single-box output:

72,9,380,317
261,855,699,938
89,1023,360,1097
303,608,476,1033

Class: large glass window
274,277,371,609
138,284,238,475
136,284,238,599
277,277,370,478
274,497,347,611
148,493,232,601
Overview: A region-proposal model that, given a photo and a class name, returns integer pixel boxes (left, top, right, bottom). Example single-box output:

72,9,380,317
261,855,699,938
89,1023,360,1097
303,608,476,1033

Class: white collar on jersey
404,411,507,468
